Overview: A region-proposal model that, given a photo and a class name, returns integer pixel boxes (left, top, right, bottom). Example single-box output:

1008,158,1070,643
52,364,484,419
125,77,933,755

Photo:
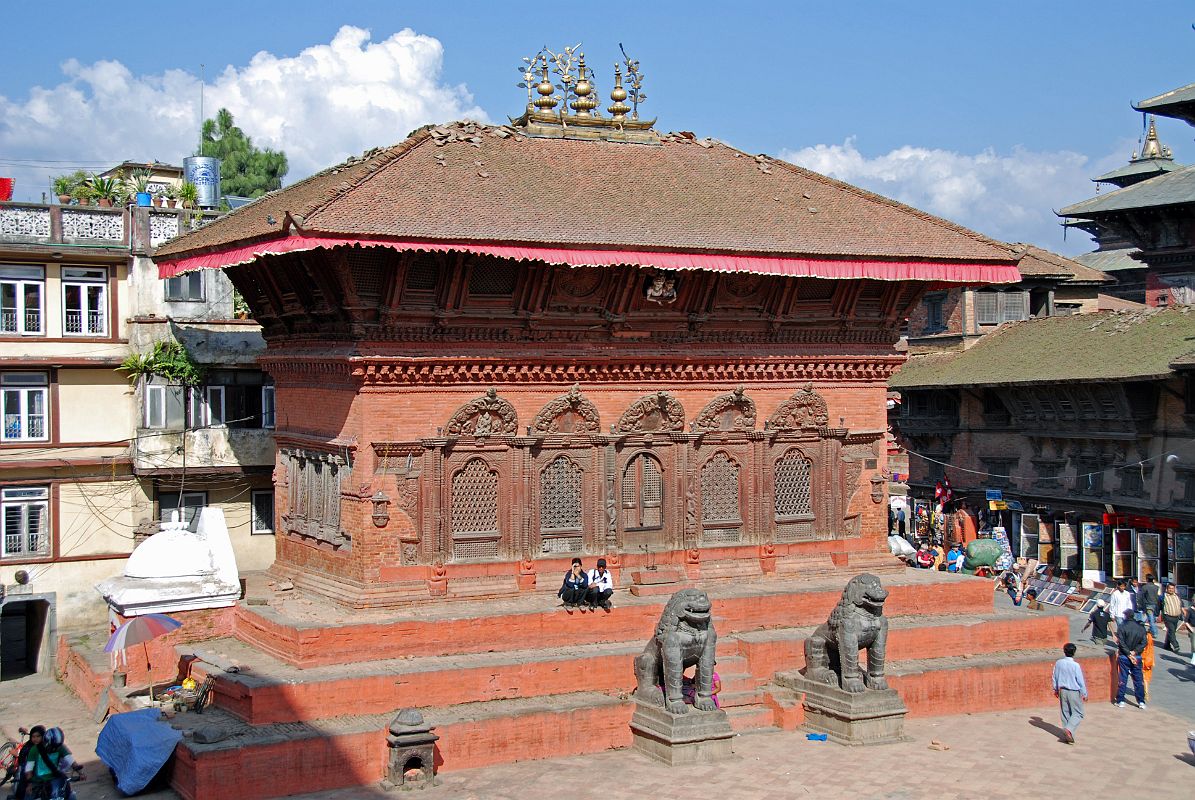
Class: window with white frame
976,290,1029,326
0,265,45,336
2,486,49,559
145,372,275,430
158,491,207,528
188,385,226,427
2,372,49,442
165,271,204,302
143,380,185,429
261,385,275,429
251,490,275,534
61,267,108,336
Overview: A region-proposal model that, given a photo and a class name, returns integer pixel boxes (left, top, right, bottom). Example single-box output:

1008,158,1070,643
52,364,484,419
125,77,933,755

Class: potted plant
165,184,179,208
128,169,153,207
87,175,120,208
177,180,199,210
52,175,74,205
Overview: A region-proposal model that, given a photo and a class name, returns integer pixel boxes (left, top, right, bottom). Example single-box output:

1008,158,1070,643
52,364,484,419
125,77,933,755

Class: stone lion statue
804,573,889,694
633,588,718,714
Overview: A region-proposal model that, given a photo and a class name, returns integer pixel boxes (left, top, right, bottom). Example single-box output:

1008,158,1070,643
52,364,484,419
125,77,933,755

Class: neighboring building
1062,101,1195,306
154,91,1019,608
0,196,275,675
98,161,184,200
891,308,1195,592
906,244,1112,354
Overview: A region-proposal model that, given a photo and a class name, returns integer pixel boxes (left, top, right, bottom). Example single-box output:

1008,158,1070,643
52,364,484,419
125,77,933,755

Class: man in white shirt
586,558,615,612
1108,580,1134,627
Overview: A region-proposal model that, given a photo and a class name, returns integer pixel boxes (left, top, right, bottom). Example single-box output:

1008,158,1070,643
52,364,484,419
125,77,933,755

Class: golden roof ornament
1133,116,1174,162
608,65,631,120
510,42,657,144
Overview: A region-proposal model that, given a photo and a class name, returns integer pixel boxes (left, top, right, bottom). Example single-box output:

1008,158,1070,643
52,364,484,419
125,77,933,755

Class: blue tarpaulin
96,709,182,795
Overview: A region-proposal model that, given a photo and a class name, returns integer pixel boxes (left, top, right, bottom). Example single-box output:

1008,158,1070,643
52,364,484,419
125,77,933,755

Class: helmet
43,727,63,748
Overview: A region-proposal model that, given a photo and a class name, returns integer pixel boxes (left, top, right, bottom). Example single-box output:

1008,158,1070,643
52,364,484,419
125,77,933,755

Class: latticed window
452,458,499,535
541,456,583,531
622,454,663,529
774,451,813,518
701,452,741,523
468,262,517,295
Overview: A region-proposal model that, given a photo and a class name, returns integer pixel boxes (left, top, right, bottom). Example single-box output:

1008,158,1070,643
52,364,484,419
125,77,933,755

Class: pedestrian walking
1161,583,1184,653
1051,642,1088,744
1081,599,1111,644
1108,580,1133,628
1138,575,1160,637
1114,613,1148,710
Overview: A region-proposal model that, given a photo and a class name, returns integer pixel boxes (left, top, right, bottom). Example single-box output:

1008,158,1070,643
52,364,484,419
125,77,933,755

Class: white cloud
0,26,486,200
779,138,1117,255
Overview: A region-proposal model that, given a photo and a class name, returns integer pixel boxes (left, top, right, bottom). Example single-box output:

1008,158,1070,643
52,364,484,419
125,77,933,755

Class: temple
153,48,1019,608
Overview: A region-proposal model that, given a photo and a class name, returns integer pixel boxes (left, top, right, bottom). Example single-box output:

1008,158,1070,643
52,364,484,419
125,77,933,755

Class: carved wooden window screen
622,454,663,529
452,458,500,536
284,449,344,533
701,452,741,524
774,452,813,518
468,262,517,296
405,260,438,292
541,456,583,531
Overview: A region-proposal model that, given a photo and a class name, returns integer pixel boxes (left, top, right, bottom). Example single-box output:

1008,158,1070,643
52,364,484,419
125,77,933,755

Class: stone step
773,553,838,578
724,703,775,732
629,581,696,597
717,688,766,708
700,559,765,581
446,575,521,599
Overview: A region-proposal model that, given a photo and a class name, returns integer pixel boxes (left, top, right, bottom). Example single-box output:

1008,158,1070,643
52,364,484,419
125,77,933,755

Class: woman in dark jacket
558,558,588,611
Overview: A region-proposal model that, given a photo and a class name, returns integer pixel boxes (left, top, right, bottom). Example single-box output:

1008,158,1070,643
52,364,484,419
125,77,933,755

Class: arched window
775,450,813,519
701,452,741,524
541,456,583,532
622,454,663,529
451,458,499,560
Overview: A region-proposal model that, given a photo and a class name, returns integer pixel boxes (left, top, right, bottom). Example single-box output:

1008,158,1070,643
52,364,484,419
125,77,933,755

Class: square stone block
630,701,735,766
775,671,910,746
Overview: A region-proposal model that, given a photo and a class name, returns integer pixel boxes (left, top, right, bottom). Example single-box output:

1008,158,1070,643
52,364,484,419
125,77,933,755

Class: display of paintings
1081,523,1103,548
1058,523,1078,548
1177,533,1194,561
1038,542,1056,565
1137,532,1160,560
1113,554,1135,578
1113,528,1134,552
1038,521,1054,543
1080,590,1113,613
1138,559,1159,582
991,527,1013,571
1178,585,1191,600
1084,549,1103,569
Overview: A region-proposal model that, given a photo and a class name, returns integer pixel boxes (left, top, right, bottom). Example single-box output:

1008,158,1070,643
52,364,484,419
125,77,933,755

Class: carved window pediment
767,384,829,431
693,386,756,432
532,384,601,434
446,388,518,436
617,391,685,433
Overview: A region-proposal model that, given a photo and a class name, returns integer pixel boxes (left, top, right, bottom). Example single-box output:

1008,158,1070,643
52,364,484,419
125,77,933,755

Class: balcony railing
63,309,105,335
0,201,220,254
0,309,42,334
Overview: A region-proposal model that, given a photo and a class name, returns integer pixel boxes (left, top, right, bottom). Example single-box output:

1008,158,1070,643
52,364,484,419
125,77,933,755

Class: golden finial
533,57,557,112
608,64,630,120
570,54,599,116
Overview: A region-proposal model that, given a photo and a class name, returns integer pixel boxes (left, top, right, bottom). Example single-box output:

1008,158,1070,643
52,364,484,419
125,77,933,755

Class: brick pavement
4,669,1195,800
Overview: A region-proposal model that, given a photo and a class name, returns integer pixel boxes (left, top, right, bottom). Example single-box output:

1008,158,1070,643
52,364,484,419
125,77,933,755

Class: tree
199,108,288,198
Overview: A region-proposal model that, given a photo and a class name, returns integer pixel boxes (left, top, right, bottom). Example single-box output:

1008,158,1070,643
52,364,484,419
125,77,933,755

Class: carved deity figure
634,589,718,714
804,574,890,694
645,274,677,304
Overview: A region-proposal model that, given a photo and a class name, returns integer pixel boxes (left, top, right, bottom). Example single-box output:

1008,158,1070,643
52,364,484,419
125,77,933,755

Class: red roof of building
156,121,1019,283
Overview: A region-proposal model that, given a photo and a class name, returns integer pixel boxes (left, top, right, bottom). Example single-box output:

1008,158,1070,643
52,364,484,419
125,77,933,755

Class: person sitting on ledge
681,664,722,708
585,558,615,612
558,558,588,612
915,542,935,569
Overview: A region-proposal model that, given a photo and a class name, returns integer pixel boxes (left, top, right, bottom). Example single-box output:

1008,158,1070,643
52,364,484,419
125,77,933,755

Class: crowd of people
556,557,615,613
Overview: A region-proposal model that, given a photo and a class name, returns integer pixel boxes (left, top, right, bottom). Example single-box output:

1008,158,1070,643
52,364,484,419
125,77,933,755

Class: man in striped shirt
1051,642,1088,744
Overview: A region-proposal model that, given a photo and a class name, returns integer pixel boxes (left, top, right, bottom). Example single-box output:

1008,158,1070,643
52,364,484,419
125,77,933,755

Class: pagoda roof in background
1059,164,1195,217
891,307,1195,389
1092,117,1179,187
1073,247,1142,274
155,120,1018,283
1134,81,1195,126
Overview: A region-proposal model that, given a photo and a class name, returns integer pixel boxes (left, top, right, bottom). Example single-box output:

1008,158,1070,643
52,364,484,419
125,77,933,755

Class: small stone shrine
775,573,909,745
630,588,734,764
382,709,439,790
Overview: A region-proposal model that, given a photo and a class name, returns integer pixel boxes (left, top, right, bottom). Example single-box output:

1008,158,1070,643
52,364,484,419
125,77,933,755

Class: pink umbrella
104,614,182,698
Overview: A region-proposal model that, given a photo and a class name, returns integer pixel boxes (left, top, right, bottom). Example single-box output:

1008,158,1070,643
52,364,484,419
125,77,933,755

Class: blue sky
3,1,1194,254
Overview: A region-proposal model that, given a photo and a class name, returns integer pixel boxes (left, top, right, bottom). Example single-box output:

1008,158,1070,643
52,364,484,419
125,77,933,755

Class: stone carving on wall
617,391,686,433
767,384,829,431
446,388,518,436
693,386,756,432
804,574,890,693
634,589,718,713
531,384,601,434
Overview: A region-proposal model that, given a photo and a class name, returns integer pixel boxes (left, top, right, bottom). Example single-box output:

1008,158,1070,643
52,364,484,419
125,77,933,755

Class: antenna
198,64,205,155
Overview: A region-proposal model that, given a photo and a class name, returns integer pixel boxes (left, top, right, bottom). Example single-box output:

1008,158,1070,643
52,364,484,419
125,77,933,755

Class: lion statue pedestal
774,574,910,746
630,588,734,765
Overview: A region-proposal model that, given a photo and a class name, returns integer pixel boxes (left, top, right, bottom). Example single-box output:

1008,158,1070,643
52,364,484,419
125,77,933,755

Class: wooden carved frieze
531,384,601,434
617,391,686,433
446,388,518,436
767,384,830,431
693,386,757,432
